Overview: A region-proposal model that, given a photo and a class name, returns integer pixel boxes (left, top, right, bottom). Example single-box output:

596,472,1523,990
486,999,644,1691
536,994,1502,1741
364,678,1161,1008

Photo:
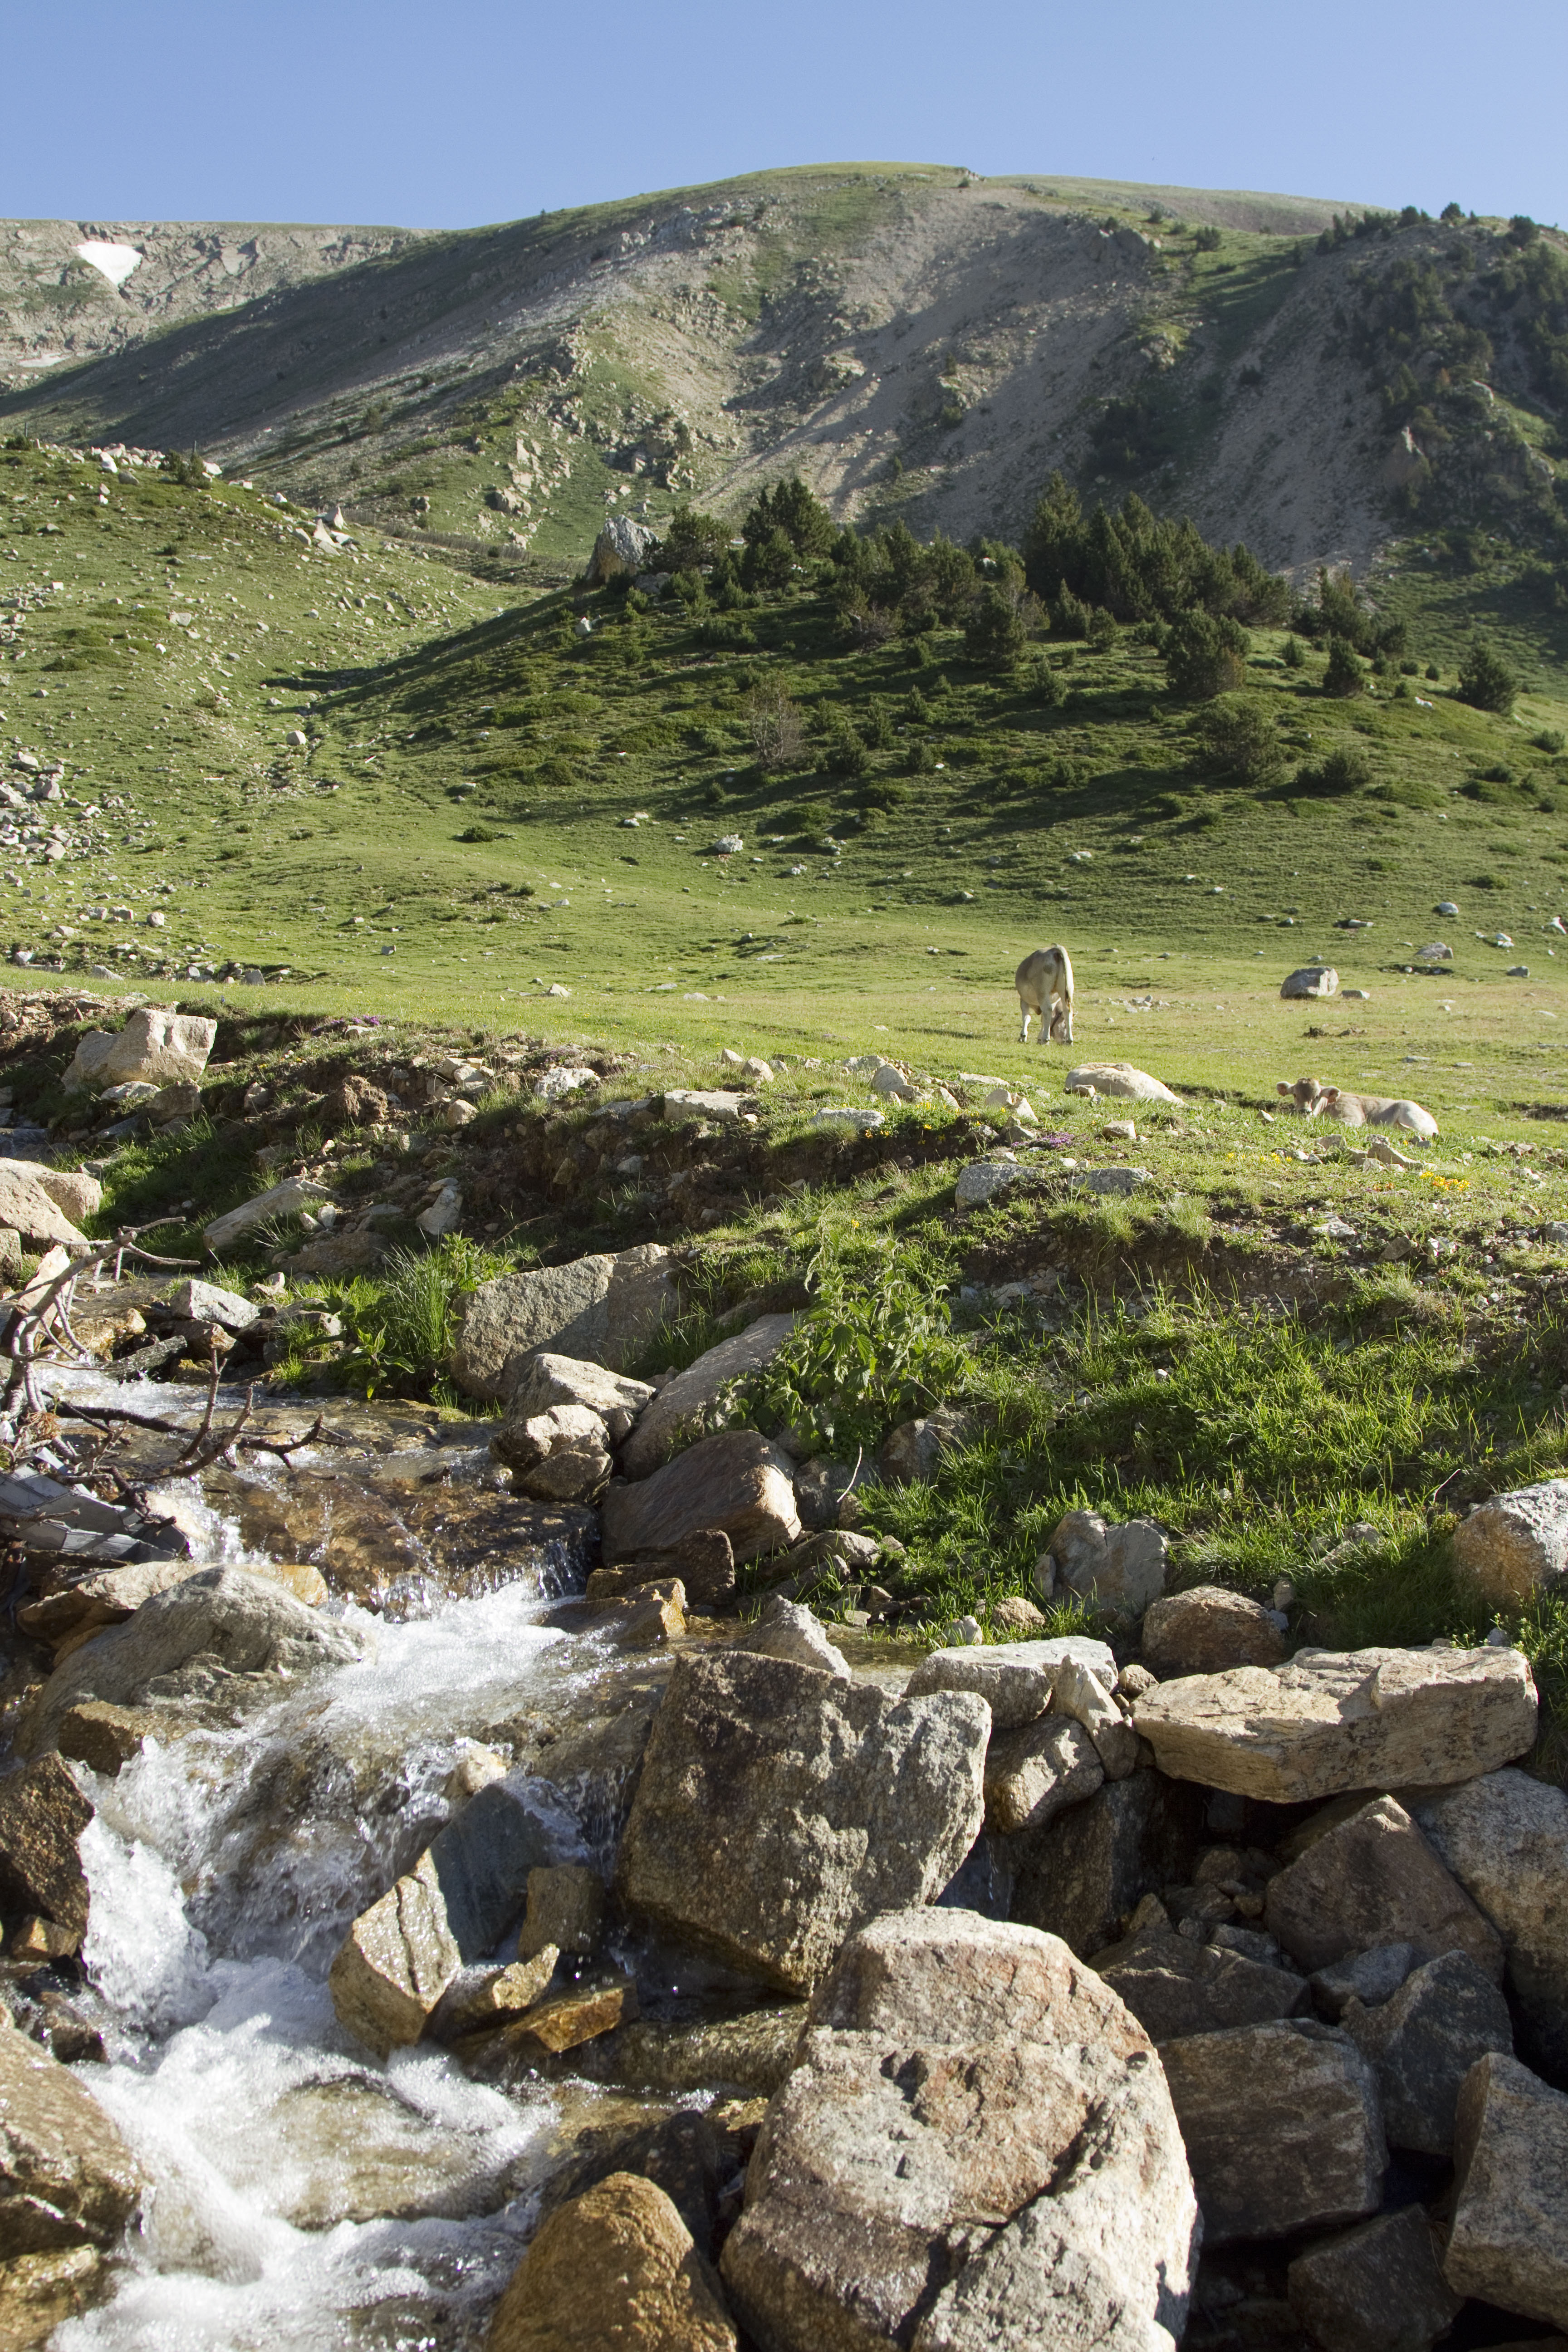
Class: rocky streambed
0,1343,1565,2350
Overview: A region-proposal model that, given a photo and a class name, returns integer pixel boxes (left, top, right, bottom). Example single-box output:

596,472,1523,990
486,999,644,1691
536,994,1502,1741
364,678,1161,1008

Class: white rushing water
54,1563,630,2351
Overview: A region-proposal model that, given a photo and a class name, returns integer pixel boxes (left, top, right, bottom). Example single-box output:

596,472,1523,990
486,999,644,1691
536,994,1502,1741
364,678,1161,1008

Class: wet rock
1342,1950,1514,2154
1002,1769,1200,1957
426,1779,558,1961
63,1007,216,1094
1310,1943,1419,2020
531,2006,804,2099
1453,1477,1568,1607
1064,1060,1182,1103
505,1975,639,2057
1159,2019,1386,2244
877,1406,973,1485
601,1431,801,1568
597,1578,687,1648
1045,1509,1168,1617
53,1701,152,1778
617,1651,987,1993
733,1596,848,1679
588,1526,735,1611
1133,1645,1537,1802
0,2018,142,2253
203,1175,332,1252
1141,1588,1285,1676
0,1759,91,1950
534,2108,733,2262
1091,1924,1308,2042
18,1559,195,1659
1444,2052,1568,2327
0,1167,86,1249
1287,2207,1462,2352
0,2244,106,2343
23,1566,368,1752
490,1403,612,1500
329,1850,462,2056
907,1634,1116,1729
452,1244,676,1400
487,2170,736,2352
162,1277,260,1333
619,1315,796,1479
984,1715,1104,1833
429,1945,561,2040
508,1352,653,1445
1263,1796,1504,1978
1414,1768,1568,2078
519,1864,603,1961
720,1909,1198,2352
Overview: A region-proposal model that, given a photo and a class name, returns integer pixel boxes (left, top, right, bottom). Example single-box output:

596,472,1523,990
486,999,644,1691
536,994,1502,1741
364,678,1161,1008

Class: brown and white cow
1276,1075,1439,1141
1016,945,1074,1045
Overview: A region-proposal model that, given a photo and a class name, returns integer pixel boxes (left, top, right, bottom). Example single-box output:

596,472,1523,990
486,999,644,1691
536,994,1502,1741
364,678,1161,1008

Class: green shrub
1163,608,1250,699
1028,653,1066,708
1534,728,1567,754
1193,225,1222,252
1457,634,1519,715
1298,743,1373,795
964,584,1029,668
1189,695,1287,787
730,1255,968,1454
1282,635,1305,669
1323,637,1366,697
1086,606,1118,652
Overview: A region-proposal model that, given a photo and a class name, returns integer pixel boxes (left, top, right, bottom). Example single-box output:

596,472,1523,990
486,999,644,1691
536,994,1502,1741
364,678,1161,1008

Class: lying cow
1016,945,1074,1045
1276,1075,1439,1141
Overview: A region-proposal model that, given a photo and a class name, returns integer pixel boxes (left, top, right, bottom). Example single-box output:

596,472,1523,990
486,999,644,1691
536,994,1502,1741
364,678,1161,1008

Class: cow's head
1277,1077,1326,1116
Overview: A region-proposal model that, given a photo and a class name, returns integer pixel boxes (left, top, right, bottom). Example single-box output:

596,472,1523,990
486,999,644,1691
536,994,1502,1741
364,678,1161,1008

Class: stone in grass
1158,2019,1386,2245
1141,1587,1284,1677
1133,1644,1537,1803
1281,964,1340,999
1045,1508,1168,1617
954,1159,1027,1209
877,1406,973,1487
1452,1477,1568,1607
1065,1060,1183,1104
1263,1796,1504,1979
1287,2207,1462,2352
601,1430,802,1567
1444,2052,1568,2329
720,1910,1198,2352
1416,1768,1568,2080
161,1277,260,1333
451,1243,676,1400
1341,1949,1514,2156
488,2171,737,2352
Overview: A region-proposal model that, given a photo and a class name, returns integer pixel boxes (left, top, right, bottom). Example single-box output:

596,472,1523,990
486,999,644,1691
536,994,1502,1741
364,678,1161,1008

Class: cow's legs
1019,996,1032,1044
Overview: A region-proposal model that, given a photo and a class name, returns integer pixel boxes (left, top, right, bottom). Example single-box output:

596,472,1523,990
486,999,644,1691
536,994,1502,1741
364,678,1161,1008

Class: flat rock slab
203,1175,330,1253
602,1430,801,1567
1288,2208,1462,2352
451,1244,675,1400
906,1635,1116,1730
1065,1061,1182,1103
720,1909,1198,2352
1263,1795,1504,1978
1446,2053,1568,2328
1091,1925,1308,2043
1159,2019,1386,2245
1453,1478,1568,1607
0,2019,143,2253
1133,1644,1537,1802
489,2170,737,2352
1416,1768,1568,2080
661,1090,751,1122
1343,1950,1514,2156
619,1314,796,1479
616,1651,988,1993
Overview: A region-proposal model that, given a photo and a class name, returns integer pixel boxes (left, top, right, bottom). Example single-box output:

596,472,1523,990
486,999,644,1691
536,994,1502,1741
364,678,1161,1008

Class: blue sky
5,0,1563,232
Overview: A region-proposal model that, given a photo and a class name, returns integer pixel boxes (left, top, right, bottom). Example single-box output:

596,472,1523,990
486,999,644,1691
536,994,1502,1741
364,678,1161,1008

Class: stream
29,1367,766,2352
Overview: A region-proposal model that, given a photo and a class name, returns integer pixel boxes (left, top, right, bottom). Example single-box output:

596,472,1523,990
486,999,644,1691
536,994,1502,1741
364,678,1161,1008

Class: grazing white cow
1016,945,1074,1045
1276,1075,1439,1141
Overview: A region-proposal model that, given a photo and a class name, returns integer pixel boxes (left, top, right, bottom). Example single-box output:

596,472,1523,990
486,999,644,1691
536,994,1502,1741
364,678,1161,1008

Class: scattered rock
1141,1588,1285,1676
602,1430,801,1568
734,1596,849,1680
487,2170,736,2352
662,1089,749,1123
1065,1060,1182,1103
1281,965,1340,1000
1444,2052,1568,2328
0,2245,107,2343
504,1976,640,2057
62,1008,216,1094
1453,1478,1568,1607
619,1315,795,1479
0,1756,92,1949
1092,1923,1308,2042
0,1167,87,1249
0,2019,142,2255
161,1277,260,1334
1159,2019,1386,2245
617,1651,988,1992
907,1634,1116,1728
452,1245,676,1400
1416,1768,1568,2077
1263,1796,1504,1978
4,1163,102,1228
533,2006,803,2101
203,1175,331,1253
953,1159,1026,1209
877,1406,973,1487
989,1594,1046,1635
1045,1509,1168,1617
1342,1950,1514,2155
519,1865,603,1962
719,1908,1199,2352
531,1066,598,1104
1054,1657,1140,1778
490,1402,612,1500
1133,1645,1538,1802
1287,2207,1462,2352
589,1527,735,1610
507,1353,653,1445
328,1850,461,2057
983,1714,1104,1833
1003,1769,1200,1957
1074,1165,1154,1197
1310,1943,1419,2020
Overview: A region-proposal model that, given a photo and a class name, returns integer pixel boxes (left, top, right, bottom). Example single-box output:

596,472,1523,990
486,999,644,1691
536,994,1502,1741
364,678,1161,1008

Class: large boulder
1287,2209,1462,2352
1341,1950,1514,2155
21,1566,368,1753
1001,1770,1201,1957
1263,1796,1504,1978
0,1756,93,1947
1415,1768,1568,2078
62,1007,216,1094
1444,2052,1568,2328
1133,1645,1537,1802
1158,2019,1386,2244
3,1162,102,1230
507,1353,654,1442
720,1909,1198,2352
583,514,660,586
490,1403,612,1500
1141,1588,1284,1677
619,1315,796,1479
452,1245,676,1400
487,2169,736,2351
0,1166,87,1250
1065,1061,1182,1104
1091,1921,1308,2043
906,1634,1116,1729
0,2018,142,2253
1281,965,1339,1000
1044,1509,1167,1617
1453,1478,1568,1607
601,1431,801,1567
616,1651,988,1993
983,1715,1104,1834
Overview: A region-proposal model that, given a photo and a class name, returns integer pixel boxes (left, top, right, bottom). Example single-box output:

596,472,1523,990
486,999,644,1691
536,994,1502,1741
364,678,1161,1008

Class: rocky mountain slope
4,167,1563,590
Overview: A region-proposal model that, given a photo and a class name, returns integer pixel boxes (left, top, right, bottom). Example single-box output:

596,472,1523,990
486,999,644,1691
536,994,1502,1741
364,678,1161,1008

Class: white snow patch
75,240,142,287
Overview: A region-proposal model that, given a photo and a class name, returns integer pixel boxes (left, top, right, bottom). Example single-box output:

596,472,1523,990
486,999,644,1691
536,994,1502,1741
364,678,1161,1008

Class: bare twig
173,1339,224,1467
